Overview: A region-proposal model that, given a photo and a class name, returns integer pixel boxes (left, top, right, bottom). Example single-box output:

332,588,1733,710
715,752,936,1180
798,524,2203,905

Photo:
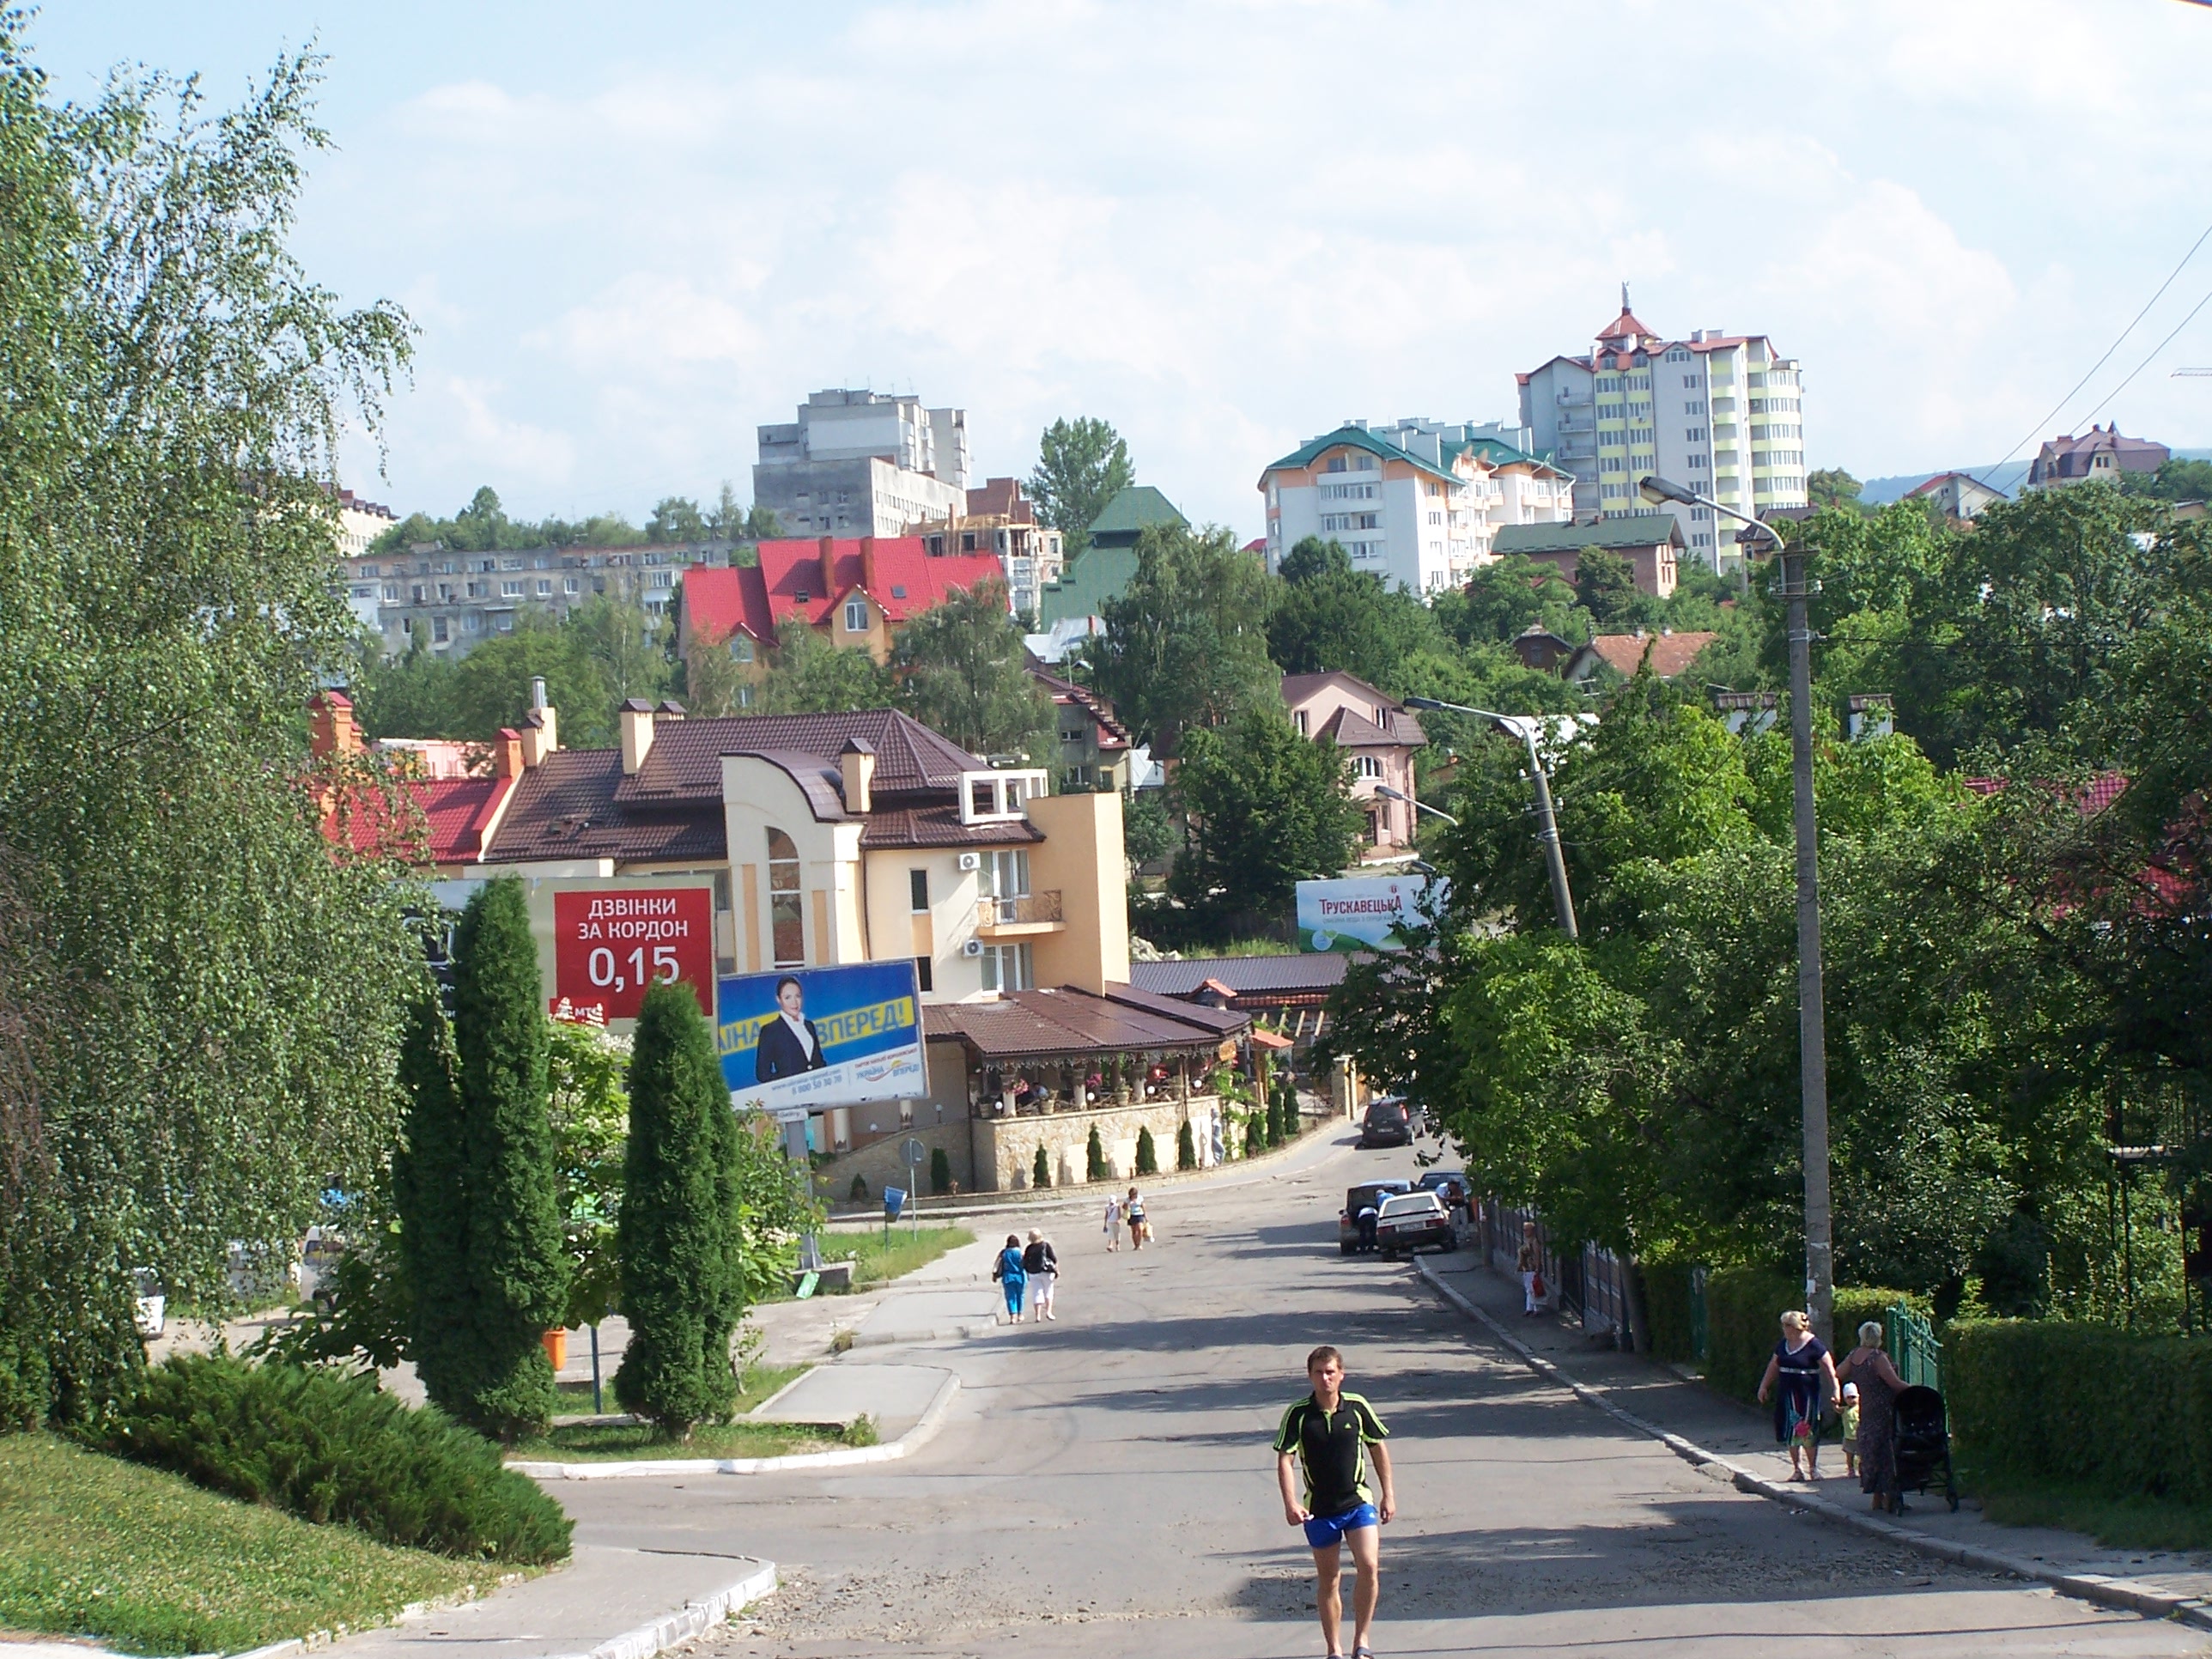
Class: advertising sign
717,960,926,1113
551,888,714,1023
1295,875,1446,953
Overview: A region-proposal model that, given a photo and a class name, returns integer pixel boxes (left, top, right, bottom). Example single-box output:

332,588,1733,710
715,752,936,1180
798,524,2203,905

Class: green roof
1038,544,1139,627
1258,425,1457,486
1492,516,1683,556
1449,436,1571,478
1086,484,1187,543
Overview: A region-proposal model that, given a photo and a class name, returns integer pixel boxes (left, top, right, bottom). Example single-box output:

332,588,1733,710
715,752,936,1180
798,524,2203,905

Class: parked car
1339,1180,1412,1255
1374,1191,1455,1257
1416,1170,1470,1209
131,1268,165,1339
1360,1097,1413,1148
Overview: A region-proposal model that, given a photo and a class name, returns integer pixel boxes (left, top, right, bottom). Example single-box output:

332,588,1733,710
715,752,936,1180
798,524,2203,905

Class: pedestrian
1837,1320,1910,1512
1125,1186,1148,1249
1516,1222,1546,1316
1838,1382,1862,1480
1103,1191,1121,1252
990,1231,1027,1324
1022,1228,1058,1322
1273,1344,1394,1659
1756,1310,1839,1481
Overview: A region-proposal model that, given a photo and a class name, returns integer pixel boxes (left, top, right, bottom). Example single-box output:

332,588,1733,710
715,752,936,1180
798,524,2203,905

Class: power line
2078,282,2212,428
1995,216,2212,468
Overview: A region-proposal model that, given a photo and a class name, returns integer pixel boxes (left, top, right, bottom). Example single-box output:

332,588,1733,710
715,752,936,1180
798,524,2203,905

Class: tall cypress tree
448,878,567,1441
392,972,471,1411
616,979,742,1436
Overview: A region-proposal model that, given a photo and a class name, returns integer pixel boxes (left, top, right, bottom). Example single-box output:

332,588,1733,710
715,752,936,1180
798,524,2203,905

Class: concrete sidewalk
1419,1249,2212,1624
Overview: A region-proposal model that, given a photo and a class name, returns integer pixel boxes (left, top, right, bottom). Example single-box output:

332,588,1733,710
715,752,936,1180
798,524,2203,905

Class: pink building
1279,671,1427,860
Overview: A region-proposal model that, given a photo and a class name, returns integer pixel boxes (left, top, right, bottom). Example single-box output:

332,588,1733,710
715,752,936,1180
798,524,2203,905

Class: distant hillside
1858,448,2212,506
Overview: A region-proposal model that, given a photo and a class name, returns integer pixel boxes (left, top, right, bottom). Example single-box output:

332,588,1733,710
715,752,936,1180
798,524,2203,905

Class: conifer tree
1032,1145,1052,1188
1176,1120,1197,1171
1085,1125,1108,1182
392,973,471,1411
1135,1126,1159,1176
617,980,742,1436
449,878,567,1440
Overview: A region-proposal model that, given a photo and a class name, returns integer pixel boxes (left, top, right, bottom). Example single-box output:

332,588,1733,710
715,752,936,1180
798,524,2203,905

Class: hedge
1949,1321,2212,1506
1642,1261,1696,1364
102,1355,571,1564
1701,1267,1929,1404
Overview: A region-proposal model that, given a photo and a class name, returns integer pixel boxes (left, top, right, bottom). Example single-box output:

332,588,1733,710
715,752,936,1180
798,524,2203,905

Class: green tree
1086,1125,1108,1181
1169,706,1364,939
1029,417,1133,559
449,615,611,746
615,981,743,1436
1123,789,1176,872
647,496,708,544
893,579,1054,763
0,36,421,1421
1135,1127,1159,1176
449,879,568,1439
1085,524,1279,756
570,595,672,715
392,975,473,1410
1176,1121,1197,1170
1437,555,1585,647
1033,1145,1052,1188
2118,456,2212,502
682,624,752,719
351,635,464,741
1806,467,1866,513
757,618,896,714
546,1020,628,1331
1267,538,1454,695
1574,548,1643,629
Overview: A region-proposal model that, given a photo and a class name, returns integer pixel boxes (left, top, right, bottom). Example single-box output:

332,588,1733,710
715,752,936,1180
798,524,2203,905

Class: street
569,1131,2205,1659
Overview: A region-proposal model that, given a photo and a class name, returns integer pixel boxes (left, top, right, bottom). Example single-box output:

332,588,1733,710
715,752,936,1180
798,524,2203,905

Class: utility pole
1401,700,1579,942
1782,539,1834,1346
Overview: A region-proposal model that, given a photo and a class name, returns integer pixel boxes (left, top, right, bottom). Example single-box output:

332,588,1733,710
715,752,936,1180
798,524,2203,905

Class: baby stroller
1892,1385,1959,1512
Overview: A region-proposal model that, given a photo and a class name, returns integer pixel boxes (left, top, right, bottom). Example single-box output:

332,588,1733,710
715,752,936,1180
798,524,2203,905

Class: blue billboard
717,960,927,1117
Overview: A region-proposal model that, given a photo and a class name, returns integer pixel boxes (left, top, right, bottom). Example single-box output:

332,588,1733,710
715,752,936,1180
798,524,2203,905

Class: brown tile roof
1026,659,1132,749
612,709,986,806
923,984,1248,1060
1279,671,1426,745
860,804,1042,849
1316,706,1425,749
1577,631,1717,680
482,748,727,866
1130,954,1355,998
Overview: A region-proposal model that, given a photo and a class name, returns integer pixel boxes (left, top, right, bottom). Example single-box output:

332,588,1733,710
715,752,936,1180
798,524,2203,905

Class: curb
513,1370,959,1481
225,1573,530,1659
1413,1258,2212,1633
573,1559,776,1659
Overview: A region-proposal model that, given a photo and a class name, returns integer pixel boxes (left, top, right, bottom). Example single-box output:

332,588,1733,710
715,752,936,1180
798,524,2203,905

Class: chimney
520,678,558,766
859,535,878,596
818,535,837,599
619,697,657,775
309,690,362,758
496,726,525,779
839,736,876,815
655,699,687,720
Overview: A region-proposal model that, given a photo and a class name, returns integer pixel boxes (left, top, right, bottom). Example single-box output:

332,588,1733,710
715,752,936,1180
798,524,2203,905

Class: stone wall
969,1094,1227,1194
812,1115,975,1202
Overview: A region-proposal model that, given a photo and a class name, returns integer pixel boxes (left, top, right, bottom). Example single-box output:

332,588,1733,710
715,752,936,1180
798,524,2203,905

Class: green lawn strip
0,1432,488,1657
1970,1470,2212,1553
821,1224,974,1289
509,1419,837,1463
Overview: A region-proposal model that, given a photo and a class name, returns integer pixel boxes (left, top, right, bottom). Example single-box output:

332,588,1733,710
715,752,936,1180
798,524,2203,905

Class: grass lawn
1972,1471,2212,1553
818,1224,973,1289
510,1419,838,1462
0,1431,486,1656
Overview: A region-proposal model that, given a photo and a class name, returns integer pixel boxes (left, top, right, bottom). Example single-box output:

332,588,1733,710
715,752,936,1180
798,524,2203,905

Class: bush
1085,1126,1108,1182
1640,1260,1697,1365
930,1146,951,1195
103,1355,570,1564
1176,1121,1197,1171
849,1174,868,1201
1950,1321,2212,1507
1244,1111,1263,1158
1032,1145,1052,1189
1135,1127,1158,1176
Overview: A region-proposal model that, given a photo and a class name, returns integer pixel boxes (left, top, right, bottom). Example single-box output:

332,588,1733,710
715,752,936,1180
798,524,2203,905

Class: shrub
1176,1121,1197,1171
1640,1259,1696,1365
1085,1126,1108,1182
104,1355,570,1564
1135,1127,1158,1176
1703,1267,1929,1402
849,1174,868,1201
1032,1145,1052,1189
930,1146,951,1195
1244,1111,1263,1158
1950,1321,2212,1507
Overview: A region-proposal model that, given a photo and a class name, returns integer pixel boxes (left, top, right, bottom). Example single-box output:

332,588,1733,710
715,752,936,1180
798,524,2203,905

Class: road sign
901,1136,927,1166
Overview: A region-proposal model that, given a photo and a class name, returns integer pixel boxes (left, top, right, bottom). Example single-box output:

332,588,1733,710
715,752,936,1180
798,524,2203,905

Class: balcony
977,890,1065,936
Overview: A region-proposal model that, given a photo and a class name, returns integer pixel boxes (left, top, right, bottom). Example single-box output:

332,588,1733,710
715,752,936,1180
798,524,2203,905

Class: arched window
768,828,804,968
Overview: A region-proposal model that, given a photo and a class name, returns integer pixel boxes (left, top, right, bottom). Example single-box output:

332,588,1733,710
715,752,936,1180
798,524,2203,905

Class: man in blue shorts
1273,1345,1395,1659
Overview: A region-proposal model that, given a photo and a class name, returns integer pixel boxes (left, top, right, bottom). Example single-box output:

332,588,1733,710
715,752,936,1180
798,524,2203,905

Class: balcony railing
978,890,1064,928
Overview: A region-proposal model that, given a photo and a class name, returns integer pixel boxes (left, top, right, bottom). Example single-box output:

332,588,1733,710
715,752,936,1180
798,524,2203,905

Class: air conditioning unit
962,939,985,958
957,852,981,872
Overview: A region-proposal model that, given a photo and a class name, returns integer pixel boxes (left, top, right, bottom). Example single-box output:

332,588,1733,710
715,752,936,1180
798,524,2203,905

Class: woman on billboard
756,975,829,1081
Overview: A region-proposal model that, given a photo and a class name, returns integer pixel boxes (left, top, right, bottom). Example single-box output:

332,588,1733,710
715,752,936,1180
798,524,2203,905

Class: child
1838,1382,1861,1480
1103,1193,1121,1251
991,1231,1027,1323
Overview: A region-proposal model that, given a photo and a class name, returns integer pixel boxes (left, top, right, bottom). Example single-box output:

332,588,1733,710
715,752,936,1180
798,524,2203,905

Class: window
411,584,425,603
501,556,523,571
1355,755,1382,779
730,634,755,663
909,869,929,913
914,955,933,994
1294,709,1309,737
497,614,514,633
961,532,977,551
432,617,449,642
844,599,867,632
890,583,908,599
986,848,1030,899
501,580,523,598
465,613,483,633
382,584,400,600
980,941,1033,993
768,828,804,968
793,587,810,604
565,576,580,594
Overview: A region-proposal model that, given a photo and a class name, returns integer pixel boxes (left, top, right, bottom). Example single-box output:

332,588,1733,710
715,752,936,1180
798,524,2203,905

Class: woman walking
1757,1310,1839,1481
991,1232,1028,1324
1516,1223,1545,1316
1125,1187,1148,1250
1103,1192,1122,1252
1838,1320,1910,1511
1022,1229,1059,1322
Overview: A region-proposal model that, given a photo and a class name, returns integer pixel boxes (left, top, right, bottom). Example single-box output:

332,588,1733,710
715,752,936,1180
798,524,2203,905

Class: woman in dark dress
1838,1321,1910,1511
1756,1310,1838,1481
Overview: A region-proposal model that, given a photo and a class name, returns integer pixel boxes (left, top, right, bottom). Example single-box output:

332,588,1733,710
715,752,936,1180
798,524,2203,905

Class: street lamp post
1640,473,1832,1346
1373,782,1458,827
1401,700,1578,943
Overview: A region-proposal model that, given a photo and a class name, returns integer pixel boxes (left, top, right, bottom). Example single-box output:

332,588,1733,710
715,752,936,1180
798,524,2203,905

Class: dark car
1360,1097,1413,1148
1416,1170,1469,1209
1339,1180,1412,1255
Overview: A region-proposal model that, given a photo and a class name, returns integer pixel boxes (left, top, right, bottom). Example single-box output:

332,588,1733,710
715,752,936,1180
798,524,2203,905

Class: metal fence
1688,1266,1711,1364
1885,1302,1944,1393
1475,1200,1638,1346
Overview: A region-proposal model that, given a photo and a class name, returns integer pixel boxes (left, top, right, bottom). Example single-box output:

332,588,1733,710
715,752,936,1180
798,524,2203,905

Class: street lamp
1641,472,1834,1346
1373,783,1459,827
1401,698,1578,942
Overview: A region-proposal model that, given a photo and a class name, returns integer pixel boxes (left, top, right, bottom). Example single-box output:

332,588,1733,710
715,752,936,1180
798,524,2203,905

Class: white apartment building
754,388,970,537
335,490,399,631
1518,292,1808,568
1257,420,1575,593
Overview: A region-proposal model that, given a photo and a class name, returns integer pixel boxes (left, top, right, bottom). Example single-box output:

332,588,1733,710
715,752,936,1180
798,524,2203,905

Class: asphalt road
570,1130,2207,1659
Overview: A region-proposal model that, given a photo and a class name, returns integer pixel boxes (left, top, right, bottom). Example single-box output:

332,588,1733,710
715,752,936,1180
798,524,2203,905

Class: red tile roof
326,775,515,868
1577,631,1717,680
682,538,1006,646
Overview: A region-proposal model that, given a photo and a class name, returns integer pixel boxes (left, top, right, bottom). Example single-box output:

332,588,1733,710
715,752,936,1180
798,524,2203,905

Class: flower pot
542,1328,568,1370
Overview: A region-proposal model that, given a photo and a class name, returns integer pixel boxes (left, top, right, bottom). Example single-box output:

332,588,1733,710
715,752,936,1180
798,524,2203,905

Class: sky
27,1,2212,537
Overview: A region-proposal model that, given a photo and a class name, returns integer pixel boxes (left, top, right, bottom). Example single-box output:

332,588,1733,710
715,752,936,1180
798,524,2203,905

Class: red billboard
550,887,714,1023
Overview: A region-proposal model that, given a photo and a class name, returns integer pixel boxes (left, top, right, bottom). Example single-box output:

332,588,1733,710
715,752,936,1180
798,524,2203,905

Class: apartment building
345,540,733,657
335,490,400,630
1257,422,1574,593
1518,290,1808,568
915,477,1066,618
753,388,970,537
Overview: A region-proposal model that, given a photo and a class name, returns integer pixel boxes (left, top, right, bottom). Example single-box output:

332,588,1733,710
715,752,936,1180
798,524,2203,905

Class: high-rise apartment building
1518,292,1807,567
753,388,969,537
